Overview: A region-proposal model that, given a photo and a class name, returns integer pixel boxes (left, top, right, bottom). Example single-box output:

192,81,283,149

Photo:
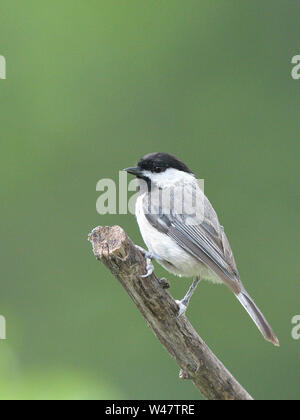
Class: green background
0,1,299,400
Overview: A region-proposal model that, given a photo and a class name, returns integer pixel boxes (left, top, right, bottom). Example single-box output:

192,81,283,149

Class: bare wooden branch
88,225,253,401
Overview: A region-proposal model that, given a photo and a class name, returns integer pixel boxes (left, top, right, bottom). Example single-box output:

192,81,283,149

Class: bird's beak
123,166,143,176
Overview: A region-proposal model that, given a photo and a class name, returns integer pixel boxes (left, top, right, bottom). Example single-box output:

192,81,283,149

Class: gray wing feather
143,182,241,294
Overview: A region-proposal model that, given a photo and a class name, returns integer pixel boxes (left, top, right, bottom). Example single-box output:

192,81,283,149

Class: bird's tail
236,289,279,347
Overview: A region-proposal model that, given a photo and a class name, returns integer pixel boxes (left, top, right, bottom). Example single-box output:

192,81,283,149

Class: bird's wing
143,182,241,294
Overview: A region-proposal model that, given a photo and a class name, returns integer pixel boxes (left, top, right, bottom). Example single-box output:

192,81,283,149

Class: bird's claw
136,245,156,278
175,300,187,318
140,257,155,278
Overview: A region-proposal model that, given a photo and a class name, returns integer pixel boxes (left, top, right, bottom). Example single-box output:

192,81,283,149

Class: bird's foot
175,277,201,318
141,258,155,278
175,299,188,318
136,245,158,278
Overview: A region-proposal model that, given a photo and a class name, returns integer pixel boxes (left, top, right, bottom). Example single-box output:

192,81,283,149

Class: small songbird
124,152,279,346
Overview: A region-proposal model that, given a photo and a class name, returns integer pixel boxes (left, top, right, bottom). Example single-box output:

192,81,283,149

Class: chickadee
124,152,279,346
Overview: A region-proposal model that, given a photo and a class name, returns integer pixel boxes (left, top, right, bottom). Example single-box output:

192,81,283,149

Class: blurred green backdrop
0,1,299,400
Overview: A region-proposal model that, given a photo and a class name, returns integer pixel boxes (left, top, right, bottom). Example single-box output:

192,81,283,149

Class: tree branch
88,225,253,401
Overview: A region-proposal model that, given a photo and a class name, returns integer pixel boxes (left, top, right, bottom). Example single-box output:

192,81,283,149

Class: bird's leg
176,277,201,317
135,245,160,278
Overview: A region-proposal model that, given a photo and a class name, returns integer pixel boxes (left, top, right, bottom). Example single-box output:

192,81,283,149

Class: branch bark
88,225,253,401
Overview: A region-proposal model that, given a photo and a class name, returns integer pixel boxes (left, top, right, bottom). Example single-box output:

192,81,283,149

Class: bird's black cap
137,152,193,174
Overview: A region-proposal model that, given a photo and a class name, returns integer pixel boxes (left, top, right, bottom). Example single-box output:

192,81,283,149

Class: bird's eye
155,167,164,173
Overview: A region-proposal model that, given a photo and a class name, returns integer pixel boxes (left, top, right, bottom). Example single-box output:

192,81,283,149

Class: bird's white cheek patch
142,168,195,189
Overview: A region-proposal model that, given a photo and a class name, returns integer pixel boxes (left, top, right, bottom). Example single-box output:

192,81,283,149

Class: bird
124,152,279,347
